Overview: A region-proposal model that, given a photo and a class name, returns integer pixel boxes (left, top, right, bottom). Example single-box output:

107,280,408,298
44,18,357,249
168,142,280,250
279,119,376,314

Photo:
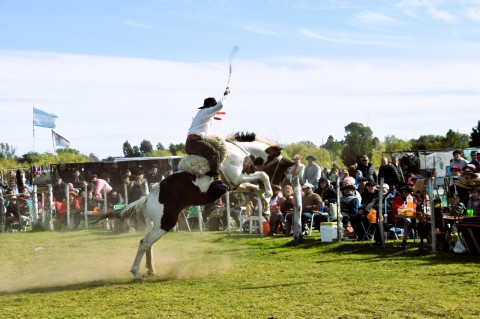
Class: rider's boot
208,172,229,190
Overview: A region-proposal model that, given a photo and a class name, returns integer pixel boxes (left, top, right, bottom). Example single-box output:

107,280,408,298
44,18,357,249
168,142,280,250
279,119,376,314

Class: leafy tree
410,135,445,150
123,141,134,157
131,146,142,157
321,135,344,168
156,142,165,151
139,140,153,156
442,129,469,149
469,120,480,147
341,122,375,167
0,143,16,159
384,135,411,152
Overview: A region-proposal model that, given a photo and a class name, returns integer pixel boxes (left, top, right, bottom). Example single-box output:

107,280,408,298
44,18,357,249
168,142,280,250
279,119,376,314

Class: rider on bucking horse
185,87,231,190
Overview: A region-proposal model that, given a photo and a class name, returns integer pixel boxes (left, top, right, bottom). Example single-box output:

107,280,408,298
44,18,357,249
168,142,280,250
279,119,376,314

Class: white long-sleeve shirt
187,96,227,138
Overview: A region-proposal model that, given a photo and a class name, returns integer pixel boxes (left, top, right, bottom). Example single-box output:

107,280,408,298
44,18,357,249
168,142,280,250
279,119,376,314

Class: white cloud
1,51,479,158
121,20,154,29
464,7,480,21
396,0,459,22
298,28,377,45
351,10,403,26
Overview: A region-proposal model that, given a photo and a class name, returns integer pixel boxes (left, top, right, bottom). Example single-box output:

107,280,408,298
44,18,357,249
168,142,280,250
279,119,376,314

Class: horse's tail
94,196,149,227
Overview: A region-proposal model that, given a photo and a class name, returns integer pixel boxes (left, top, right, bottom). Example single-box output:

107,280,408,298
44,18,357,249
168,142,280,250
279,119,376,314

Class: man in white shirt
185,88,230,189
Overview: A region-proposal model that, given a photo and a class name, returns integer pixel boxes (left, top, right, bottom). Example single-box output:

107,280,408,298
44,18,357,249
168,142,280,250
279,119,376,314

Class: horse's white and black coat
96,132,293,281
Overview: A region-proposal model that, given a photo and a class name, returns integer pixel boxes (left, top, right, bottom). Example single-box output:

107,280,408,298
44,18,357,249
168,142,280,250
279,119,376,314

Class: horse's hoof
147,270,156,277
132,277,144,283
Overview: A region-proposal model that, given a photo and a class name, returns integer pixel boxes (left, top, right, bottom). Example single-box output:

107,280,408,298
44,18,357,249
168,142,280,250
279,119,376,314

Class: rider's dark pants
185,137,220,176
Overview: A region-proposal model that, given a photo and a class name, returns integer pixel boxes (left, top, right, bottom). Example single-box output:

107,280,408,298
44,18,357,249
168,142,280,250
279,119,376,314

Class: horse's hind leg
145,244,155,276
131,228,167,281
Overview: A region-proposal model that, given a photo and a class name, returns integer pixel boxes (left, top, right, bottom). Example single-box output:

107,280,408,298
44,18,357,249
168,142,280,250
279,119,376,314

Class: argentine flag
33,107,57,128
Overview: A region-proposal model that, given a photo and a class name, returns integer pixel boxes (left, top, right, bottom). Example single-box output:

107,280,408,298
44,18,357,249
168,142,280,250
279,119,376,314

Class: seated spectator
339,184,361,237
315,176,337,207
467,187,480,216
5,195,22,231
268,185,284,236
57,191,81,230
79,190,98,213
281,185,295,235
391,185,417,247
301,182,323,235
357,177,368,195
450,168,479,206
107,189,125,210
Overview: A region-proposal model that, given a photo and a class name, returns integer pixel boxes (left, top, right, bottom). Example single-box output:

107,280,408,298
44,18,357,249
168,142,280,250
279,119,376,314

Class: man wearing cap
146,164,164,186
303,155,322,190
301,182,323,235
185,88,230,190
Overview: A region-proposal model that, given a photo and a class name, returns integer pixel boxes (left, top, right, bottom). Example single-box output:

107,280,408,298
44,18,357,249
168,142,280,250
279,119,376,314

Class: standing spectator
378,157,402,190
70,169,87,193
119,174,134,204
303,155,322,190
146,164,164,188
450,149,468,169
128,175,148,203
52,177,68,212
90,174,113,208
285,154,305,186
357,155,377,183
328,167,340,184
391,156,405,187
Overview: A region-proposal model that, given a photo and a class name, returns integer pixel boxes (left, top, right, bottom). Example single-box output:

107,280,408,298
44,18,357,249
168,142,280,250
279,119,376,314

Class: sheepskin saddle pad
178,135,229,176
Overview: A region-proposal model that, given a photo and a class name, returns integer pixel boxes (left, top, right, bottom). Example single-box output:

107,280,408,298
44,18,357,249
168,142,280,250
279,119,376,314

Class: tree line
1,121,479,170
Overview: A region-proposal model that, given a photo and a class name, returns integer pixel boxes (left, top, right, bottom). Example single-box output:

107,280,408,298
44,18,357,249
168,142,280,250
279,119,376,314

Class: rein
261,156,282,184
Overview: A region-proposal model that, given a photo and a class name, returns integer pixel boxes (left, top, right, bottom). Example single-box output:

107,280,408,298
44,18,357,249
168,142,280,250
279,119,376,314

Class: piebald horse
97,132,293,281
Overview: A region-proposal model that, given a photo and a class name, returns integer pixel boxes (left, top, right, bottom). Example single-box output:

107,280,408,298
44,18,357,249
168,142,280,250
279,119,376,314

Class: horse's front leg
131,228,167,281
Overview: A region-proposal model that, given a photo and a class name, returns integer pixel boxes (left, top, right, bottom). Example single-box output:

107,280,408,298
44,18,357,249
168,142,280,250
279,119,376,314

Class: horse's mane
227,132,278,147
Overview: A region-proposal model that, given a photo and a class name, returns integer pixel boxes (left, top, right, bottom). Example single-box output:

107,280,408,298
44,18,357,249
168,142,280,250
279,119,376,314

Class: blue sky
1,0,479,159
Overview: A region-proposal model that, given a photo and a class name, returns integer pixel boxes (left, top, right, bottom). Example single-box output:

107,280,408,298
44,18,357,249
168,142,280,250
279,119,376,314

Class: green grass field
1,229,479,319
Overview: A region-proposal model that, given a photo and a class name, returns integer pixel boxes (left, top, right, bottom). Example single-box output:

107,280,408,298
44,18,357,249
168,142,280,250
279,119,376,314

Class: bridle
260,156,282,185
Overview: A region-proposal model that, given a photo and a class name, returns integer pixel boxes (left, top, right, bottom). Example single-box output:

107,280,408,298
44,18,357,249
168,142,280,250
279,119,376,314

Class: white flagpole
51,130,57,154
32,108,35,153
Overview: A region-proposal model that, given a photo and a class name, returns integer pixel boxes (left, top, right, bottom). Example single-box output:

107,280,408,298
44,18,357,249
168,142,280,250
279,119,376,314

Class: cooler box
320,222,338,242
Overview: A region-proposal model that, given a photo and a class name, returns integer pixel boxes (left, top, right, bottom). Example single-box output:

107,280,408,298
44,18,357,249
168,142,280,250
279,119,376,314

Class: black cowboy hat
306,155,317,161
198,97,217,109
